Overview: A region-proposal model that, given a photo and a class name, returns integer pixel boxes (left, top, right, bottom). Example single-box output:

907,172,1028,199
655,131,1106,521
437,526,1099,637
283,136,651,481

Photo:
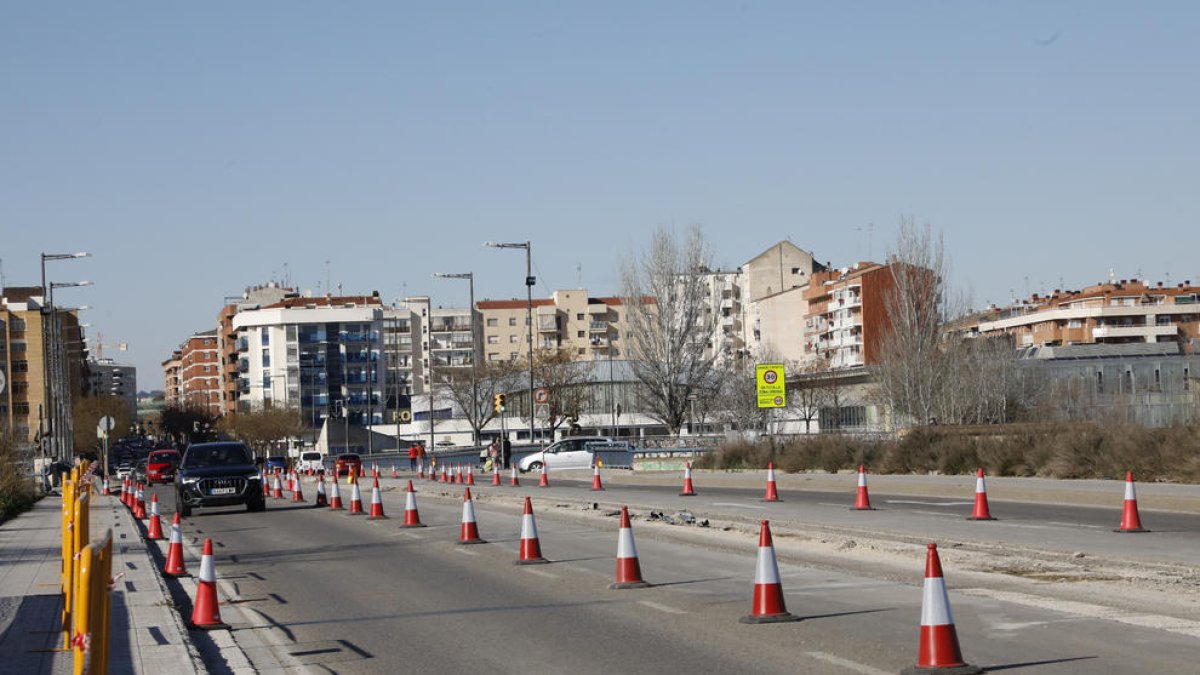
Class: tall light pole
432,272,479,446
48,281,92,463
39,252,90,464
484,241,536,446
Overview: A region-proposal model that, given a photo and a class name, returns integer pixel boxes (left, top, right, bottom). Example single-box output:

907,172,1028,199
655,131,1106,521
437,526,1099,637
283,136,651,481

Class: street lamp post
47,280,92,463
484,241,536,446
39,252,90,464
432,272,478,446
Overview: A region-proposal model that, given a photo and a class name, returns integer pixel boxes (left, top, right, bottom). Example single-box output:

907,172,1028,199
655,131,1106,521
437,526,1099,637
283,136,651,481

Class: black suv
175,441,265,516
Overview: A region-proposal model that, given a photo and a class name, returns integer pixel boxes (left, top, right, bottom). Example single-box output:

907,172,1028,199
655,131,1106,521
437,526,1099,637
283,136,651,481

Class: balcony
1092,324,1177,340
589,321,609,333
237,359,249,373
298,331,325,344
236,337,249,351
537,317,558,333
588,304,609,315
590,336,610,349
343,352,377,363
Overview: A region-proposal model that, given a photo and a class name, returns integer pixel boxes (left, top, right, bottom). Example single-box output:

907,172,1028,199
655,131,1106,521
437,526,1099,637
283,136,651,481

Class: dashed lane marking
710,502,767,510
454,548,479,556
638,600,687,615
523,568,558,579
803,651,892,675
884,500,974,507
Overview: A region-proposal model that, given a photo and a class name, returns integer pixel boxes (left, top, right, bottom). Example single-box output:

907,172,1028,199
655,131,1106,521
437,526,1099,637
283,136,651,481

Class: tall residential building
179,330,222,416
741,241,825,365
217,283,295,415
477,290,630,364
803,261,898,370
162,351,182,408
1,287,88,454
87,358,137,418
957,278,1200,352
231,294,388,429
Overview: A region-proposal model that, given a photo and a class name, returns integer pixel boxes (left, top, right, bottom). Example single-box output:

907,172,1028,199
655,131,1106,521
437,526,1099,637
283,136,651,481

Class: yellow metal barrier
61,475,75,645
72,528,113,675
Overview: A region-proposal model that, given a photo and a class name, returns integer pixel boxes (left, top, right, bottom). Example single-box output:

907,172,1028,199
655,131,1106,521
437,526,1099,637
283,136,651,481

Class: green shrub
0,431,38,524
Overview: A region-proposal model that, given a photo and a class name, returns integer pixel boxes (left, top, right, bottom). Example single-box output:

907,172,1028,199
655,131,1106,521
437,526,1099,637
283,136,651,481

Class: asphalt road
142,476,1200,674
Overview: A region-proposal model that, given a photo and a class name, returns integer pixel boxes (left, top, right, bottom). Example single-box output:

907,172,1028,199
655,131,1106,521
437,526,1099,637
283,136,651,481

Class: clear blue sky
4,2,1197,389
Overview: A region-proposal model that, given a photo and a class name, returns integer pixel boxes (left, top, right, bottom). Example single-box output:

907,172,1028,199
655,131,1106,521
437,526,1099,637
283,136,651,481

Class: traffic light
494,393,507,413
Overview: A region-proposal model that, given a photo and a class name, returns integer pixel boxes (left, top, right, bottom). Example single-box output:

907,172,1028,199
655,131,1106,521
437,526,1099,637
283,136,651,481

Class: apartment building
1,287,88,450
231,294,389,428
162,351,182,408
960,278,1200,352
217,283,294,415
803,262,898,370
179,330,222,416
88,358,137,418
477,290,630,364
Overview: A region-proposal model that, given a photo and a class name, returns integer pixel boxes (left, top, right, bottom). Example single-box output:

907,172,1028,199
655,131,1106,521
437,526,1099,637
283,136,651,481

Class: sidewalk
0,491,201,674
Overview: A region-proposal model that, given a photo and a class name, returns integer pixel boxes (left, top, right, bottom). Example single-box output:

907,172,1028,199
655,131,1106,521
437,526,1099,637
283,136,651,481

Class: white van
297,451,327,473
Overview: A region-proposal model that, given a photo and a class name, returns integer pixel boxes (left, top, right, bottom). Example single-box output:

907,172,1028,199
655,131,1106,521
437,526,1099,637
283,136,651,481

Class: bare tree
219,407,306,460
876,218,952,426
790,358,831,434
73,395,134,453
712,350,787,436
433,360,523,443
621,224,721,435
531,348,592,435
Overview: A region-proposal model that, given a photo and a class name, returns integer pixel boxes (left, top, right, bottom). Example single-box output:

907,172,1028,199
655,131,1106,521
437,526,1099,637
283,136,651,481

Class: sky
3,2,1198,390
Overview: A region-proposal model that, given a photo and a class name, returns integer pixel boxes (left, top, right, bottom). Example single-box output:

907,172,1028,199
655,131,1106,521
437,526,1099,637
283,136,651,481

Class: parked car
297,451,326,474
264,456,289,475
145,449,181,484
334,453,362,477
175,441,265,516
517,437,634,473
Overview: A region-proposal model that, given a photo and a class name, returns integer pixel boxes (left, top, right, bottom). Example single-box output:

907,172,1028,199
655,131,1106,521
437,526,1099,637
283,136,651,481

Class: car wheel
246,497,265,512
528,461,543,474
176,494,192,518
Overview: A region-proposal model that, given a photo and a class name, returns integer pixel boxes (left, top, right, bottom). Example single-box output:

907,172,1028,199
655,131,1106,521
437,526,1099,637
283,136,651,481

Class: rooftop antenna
1109,268,1116,284
577,262,583,288
283,262,290,288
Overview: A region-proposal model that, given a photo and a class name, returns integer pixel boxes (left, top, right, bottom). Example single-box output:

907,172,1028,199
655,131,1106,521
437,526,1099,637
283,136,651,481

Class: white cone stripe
684,466,692,479
858,471,867,488
1125,480,1136,501
920,577,954,626
351,484,363,501
521,513,538,540
170,525,182,544
462,501,477,523
976,476,986,494
371,487,382,504
199,555,216,582
617,527,638,559
767,466,775,481
150,501,159,517
754,545,781,585
405,491,417,509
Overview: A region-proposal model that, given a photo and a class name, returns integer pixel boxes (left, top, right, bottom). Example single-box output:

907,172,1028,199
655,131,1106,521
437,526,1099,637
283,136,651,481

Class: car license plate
210,487,236,495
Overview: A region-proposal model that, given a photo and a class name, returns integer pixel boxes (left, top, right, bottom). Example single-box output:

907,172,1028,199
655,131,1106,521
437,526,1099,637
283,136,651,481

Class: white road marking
961,588,1200,639
454,548,479,556
819,502,850,508
639,600,687,615
1047,521,1104,529
393,531,424,539
885,500,974,506
910,510,961,518
523,568,558,579
710,502,767,510
804,651,892,675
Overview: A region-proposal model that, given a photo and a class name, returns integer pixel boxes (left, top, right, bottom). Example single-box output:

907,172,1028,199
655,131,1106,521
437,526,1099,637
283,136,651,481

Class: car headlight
181,476,199,485
246,472,262,481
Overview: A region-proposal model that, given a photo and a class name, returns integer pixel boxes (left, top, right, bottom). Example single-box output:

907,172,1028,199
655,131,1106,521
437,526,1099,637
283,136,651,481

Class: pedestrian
502,438,512,470
488,440,500,471
408,442,419,472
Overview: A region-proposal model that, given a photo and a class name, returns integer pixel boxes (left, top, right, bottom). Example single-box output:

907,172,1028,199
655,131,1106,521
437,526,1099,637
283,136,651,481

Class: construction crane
90,331,128,360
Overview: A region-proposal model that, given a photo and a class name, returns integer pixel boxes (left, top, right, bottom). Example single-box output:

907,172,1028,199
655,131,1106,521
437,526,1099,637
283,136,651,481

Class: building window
487,318,498,327
578,348,586,355
510,335,518,343
509,317,517,326
577,331,585,338
488,352,499,361
260,329,269,346
510,352,519,361
576,313,584,321
262,349,270,368
13,360,28,373
487,336,499,344
14,402,30,415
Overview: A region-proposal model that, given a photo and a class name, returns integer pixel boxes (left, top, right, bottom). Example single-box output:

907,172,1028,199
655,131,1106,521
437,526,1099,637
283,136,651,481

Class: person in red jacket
407,442,419,472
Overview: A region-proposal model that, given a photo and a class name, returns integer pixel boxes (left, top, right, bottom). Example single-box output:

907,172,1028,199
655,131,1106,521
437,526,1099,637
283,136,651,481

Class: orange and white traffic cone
510,465,520,487
591,464,605,491
272,473,284,499
441,465,449,483
900,543,981,675
492,465,502,486
314,473,328,507
189,538,229,630
1115,471,1148,533
853,465,874,510
102,475,111,497
538,463,550,488
679,463,697,497
163,512,188,577
459,488,485,544
328,472,344,510
262,470,270,497
417,460,425,479
402,481,426,528
740,520,799,624
455,465,464,485
465,465,476,486
610,506,650,589
367,476,387,519
287,471,295,493
134,483,146,520
348,475,365,515
146,495,164,540
763,463,780,502
517,496,548,565
966,469,995,521
392,464,397,479
119,479,127,507
291,474,306,503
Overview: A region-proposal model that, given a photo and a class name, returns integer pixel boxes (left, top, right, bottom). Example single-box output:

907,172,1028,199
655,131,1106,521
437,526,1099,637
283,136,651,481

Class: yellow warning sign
756,364,786,409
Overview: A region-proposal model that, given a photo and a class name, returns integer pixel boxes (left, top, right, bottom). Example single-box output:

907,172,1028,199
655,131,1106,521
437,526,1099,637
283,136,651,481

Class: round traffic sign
774,396,784,406
534,388,550,404
763,370,778,385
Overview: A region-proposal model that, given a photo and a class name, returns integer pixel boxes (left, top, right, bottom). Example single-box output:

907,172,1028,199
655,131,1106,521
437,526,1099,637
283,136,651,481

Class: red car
146,449,181,484
335,453,362,477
